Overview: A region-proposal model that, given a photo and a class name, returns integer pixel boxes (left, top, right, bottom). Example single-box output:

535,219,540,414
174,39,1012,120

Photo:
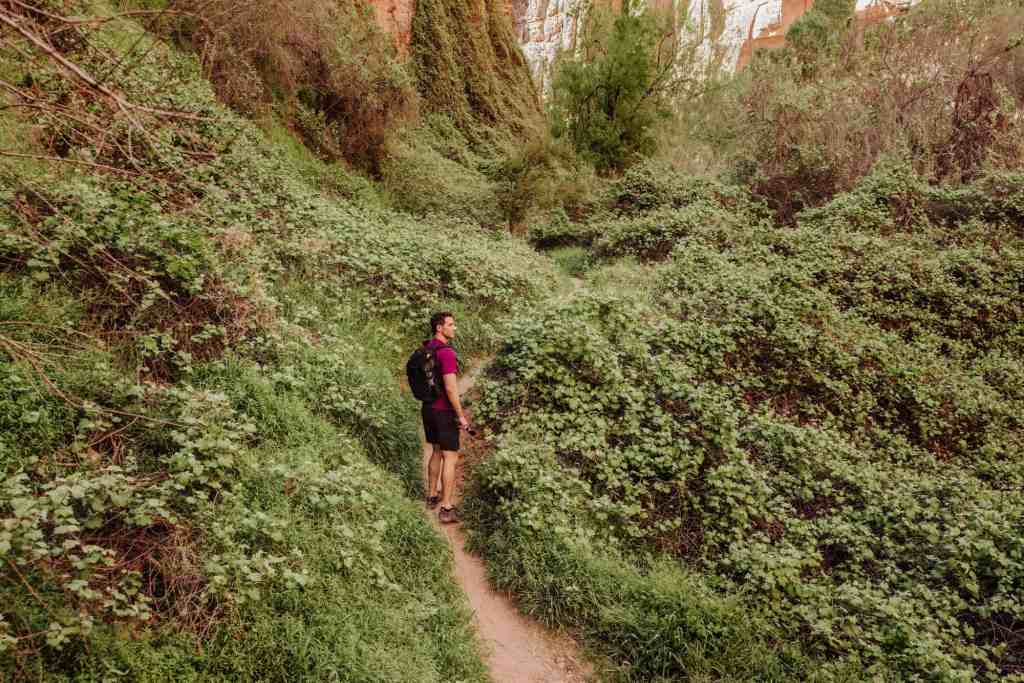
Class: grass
548,246,591,277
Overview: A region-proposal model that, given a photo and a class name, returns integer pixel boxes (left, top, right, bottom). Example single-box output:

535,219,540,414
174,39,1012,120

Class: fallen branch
0,150,140,175
0,7,212,123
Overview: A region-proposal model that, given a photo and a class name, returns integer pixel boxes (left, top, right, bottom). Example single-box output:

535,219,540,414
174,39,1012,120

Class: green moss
410,0,541,139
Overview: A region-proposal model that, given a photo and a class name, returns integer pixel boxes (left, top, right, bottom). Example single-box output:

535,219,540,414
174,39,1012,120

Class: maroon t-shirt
425,339,458,411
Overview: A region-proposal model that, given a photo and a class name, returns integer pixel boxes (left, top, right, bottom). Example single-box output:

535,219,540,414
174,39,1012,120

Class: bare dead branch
0,7,212,122
0,149,140,175
0,334,189,428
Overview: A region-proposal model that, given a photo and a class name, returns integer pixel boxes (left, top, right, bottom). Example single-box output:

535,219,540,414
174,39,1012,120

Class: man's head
430,311,456,341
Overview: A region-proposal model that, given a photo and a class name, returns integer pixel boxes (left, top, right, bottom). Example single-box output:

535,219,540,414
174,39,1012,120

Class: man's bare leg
440,450,459,510
425,443,443,499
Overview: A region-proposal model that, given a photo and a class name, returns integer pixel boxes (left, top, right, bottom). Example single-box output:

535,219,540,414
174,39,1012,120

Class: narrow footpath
422,364,592,683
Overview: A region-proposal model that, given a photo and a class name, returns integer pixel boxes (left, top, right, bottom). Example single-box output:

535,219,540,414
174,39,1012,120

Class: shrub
166,0,416,172
473,291,1024,679
0,5,544,678
786,0,855,66
379,125,504,228
604,160,754,214
547,0,689,172
526,213,602,250
491,136,599,232
471,163,1024,678
726,0,1024,219
585,162,769,260
466,440,823,681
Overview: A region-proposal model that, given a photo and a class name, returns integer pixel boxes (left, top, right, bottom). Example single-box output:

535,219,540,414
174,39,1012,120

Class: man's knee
442,449,459,460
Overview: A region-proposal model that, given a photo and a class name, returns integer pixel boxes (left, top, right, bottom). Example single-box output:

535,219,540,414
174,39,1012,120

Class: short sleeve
436,347,457,376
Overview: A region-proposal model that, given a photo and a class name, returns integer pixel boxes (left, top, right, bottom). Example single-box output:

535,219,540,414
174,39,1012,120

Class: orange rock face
736,0,907,69
363,0,416,53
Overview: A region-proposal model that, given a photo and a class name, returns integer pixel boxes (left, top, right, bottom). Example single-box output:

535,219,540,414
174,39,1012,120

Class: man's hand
458,415,470,431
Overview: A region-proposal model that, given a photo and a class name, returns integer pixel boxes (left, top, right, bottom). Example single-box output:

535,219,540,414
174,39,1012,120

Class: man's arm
443,373,470,430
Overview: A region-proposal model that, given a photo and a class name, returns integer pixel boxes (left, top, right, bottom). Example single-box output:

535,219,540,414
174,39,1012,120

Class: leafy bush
547,0,687,172
526,160,769,258
605,160,762,216
697,0,1024,220
526,213,602,250
591,204,744,261
466,440,825,681
163,0,416,172
546,246,591,277
491,136,599,232
0,4,551,678
585,162,769,260
786,0,855,65
470,164,1024,678
380,123,504,228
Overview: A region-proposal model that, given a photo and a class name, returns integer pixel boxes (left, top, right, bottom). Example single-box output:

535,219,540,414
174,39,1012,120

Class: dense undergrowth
467,2,1024,680
0,2,557,679
3,0,1023,680
472,159,1024,681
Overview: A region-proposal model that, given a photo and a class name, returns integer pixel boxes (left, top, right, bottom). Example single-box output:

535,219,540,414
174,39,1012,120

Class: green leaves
547,0,686,172
474,165,1024,679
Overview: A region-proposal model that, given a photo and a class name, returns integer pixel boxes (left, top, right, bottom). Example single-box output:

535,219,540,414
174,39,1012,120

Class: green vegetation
547,0,686,172
158,0,416,173
786,0,856,63
411,0,540,138
470,160,1024,681
466,2,1024,681
3,0,1023,680
724,0,1023,219
0,2,555,678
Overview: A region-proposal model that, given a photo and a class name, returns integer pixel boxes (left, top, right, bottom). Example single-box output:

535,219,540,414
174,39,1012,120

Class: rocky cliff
363,0,910,92
367,0,417,53
510,0,913,89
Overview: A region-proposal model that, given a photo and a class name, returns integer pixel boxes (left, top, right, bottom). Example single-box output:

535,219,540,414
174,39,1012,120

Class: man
422,311,469,524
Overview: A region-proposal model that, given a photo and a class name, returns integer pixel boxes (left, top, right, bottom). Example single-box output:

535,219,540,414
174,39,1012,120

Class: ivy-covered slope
468,162,1024,681
411,0,541,136
0,3,558,679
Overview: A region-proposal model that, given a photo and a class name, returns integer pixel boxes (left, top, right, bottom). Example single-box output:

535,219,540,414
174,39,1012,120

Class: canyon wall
363,0,911,90
366,0,417,53
510,0,913,89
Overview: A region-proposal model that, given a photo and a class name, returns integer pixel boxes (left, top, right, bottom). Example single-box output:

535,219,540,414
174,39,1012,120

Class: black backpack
406,342,451,402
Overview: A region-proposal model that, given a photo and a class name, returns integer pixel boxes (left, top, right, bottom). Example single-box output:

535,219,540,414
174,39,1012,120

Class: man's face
439,316,456,340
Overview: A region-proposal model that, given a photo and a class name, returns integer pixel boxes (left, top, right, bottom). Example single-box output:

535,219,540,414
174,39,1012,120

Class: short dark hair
429,311,453,336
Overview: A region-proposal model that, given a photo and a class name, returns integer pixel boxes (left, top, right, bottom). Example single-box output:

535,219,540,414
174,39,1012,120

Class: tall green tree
786,0,856,64
547,0,685,173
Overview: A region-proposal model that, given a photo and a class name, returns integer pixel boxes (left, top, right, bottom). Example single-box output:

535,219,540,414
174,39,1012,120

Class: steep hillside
0,2,558,679
471,161,1024,680
464,1,1024,681
2,0,1022,681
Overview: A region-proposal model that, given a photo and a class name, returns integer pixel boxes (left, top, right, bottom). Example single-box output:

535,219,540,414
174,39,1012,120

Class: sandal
426,494,441,508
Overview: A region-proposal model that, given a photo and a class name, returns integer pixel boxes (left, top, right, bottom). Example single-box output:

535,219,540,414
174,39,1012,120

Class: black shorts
422,405,460,452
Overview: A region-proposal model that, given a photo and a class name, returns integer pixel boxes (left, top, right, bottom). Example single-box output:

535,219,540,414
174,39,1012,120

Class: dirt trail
423,363,592,683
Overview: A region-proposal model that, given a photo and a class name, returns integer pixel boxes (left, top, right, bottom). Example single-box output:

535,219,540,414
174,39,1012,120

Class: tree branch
0,7,211,122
